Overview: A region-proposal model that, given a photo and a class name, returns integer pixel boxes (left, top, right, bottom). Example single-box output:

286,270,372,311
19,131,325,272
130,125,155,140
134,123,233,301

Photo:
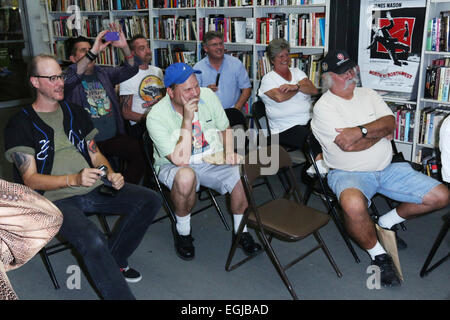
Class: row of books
198,16,253,43
48,0,149,11
48,0,76,12
112,0,149,9
424,58,450,102
256,12,325,47
154,44,196,69
53,40,118,65
153,16,198,41
78,0,110,11
256,0,324,5
418,107,450,146
256,50,322,84
426,11,450,52
388,103,415,143
115,16,150,39
227,51,252,75
52,15,107,38
153,0,196,7
52,16,150,39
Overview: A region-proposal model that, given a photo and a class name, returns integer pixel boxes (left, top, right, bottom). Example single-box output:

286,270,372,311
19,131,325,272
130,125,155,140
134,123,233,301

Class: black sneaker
238,232,262,256
371,254,401,287
173,228,195,261
120,266,142,283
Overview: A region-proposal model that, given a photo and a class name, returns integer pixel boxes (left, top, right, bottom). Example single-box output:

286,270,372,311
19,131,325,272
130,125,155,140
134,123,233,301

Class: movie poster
358,0,426,95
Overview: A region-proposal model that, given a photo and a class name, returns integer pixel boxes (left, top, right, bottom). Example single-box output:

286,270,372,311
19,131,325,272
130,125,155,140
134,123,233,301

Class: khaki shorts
158,162,241,195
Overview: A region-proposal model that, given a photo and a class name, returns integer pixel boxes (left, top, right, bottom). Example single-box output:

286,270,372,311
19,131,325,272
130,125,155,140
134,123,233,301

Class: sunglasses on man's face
33,74,64,82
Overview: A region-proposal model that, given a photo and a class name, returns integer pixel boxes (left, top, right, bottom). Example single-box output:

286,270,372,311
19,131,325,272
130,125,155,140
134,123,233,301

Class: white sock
233,214,248,233
176,214,191,236
378,208,406,230
367,241,386,260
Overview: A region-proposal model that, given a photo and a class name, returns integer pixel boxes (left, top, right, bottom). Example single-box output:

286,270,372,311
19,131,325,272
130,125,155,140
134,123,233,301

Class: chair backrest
241,146,301,203
225,108,248,130
251,100,271,135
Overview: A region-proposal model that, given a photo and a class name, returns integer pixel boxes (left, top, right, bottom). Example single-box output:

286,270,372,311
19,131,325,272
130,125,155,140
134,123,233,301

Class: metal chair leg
207,188,230,231
39,248,59,289
420,215,449,277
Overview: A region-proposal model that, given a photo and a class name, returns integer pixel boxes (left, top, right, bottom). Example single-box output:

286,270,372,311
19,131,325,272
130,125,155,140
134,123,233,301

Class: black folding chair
40,214,111,289
142,131,230,230
225,146,341,300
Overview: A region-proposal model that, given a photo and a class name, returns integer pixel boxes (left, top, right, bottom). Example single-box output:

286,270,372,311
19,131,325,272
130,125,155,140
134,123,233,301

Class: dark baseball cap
321,50,356,74
164,62,201,87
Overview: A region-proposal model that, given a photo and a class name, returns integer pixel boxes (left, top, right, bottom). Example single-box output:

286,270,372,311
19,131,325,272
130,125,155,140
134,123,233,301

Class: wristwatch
358,125,368,138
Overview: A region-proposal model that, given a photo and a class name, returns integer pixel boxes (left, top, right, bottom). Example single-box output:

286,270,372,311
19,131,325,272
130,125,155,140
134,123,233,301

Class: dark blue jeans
54,183,161,300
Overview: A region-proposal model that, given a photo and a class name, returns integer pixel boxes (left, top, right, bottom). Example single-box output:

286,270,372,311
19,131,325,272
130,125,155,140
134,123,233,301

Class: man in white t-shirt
120,35,164,138
311,50,449,287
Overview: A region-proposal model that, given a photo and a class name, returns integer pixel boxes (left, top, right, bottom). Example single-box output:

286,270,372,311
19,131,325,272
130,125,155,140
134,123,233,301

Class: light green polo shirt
147,87,229,173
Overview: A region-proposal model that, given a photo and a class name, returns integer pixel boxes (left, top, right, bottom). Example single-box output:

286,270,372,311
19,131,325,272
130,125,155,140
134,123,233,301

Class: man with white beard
311,50,449,287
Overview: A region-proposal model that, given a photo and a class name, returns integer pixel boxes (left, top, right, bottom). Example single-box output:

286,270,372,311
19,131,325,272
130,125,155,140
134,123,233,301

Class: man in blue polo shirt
194,31,252,110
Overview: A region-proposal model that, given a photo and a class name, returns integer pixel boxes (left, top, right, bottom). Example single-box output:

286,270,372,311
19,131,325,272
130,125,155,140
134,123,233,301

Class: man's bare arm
119,94,145,122
12,152,68,190
334,115,395,152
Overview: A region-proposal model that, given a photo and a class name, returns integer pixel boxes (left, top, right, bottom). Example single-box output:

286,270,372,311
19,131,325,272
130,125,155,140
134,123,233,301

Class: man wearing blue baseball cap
311,50,449,287
146,62,261,260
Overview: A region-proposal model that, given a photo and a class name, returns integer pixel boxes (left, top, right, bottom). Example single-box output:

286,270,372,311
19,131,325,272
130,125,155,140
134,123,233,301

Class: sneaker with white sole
120,266,142,283
306,159,329,177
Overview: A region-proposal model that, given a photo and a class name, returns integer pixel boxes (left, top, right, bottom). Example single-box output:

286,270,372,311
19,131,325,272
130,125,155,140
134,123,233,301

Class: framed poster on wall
358,0,426,97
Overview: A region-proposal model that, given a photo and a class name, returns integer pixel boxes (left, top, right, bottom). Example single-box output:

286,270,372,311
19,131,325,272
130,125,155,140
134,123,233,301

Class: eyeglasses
33,74,64,82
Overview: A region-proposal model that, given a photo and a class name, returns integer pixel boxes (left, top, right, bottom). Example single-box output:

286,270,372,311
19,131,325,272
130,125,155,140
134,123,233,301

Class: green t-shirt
146,87,230,173
36,108,102,201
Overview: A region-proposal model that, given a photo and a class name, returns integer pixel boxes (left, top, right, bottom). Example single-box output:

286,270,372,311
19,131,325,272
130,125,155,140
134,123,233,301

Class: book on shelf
387,102,415,142
154,15,197,41
228,50,252,75
78,0,110,11
418,107,450,146
154,44,197,69
426,11,450,52
112,0,149,10
48,0,77,12
115,16,149,39
255,12,324,47
424,58,450,102
245,18,254,43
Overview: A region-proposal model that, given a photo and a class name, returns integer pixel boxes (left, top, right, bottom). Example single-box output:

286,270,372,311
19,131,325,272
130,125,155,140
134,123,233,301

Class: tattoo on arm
120,95,133,112
87,139,98,153
12,152,31,176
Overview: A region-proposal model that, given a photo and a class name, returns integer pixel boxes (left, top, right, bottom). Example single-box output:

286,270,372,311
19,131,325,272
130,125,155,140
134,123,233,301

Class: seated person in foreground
146,62,261,261
258,38,326,174
311,50,450,287
4,54,162,300
0,178,62,300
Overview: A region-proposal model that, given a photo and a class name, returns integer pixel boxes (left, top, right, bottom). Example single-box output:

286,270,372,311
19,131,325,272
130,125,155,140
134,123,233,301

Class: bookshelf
44,0,330,112
413,0,450,179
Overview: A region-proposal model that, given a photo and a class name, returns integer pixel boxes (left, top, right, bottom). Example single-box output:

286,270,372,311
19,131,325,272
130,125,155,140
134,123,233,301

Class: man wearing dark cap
311,50,449,287
146,62,261,261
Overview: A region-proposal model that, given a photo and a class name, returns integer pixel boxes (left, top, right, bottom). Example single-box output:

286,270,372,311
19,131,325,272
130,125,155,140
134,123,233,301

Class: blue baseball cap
164,63,201,87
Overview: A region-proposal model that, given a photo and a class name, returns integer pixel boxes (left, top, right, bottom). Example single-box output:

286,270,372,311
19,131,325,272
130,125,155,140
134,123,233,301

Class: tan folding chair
225,145,342,300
